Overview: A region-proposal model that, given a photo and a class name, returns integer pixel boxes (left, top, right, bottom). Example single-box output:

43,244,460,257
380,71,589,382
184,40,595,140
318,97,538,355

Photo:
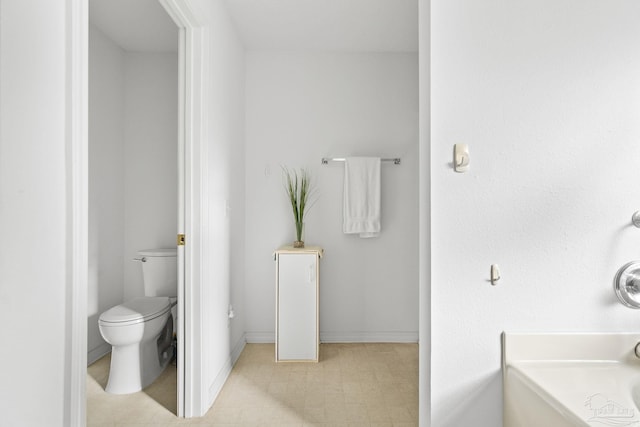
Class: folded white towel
343,157,381,238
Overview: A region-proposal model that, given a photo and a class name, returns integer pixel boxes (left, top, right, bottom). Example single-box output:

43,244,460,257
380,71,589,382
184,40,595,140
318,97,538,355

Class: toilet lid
99,297,171,324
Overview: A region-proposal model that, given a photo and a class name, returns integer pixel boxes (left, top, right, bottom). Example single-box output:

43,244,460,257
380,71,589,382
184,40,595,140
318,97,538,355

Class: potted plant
283,167,314,248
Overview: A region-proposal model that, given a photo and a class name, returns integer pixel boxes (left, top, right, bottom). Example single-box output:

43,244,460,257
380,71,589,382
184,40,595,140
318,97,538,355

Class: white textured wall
244,52,419,342
88,25,126,363
87,37,177,360
123,53,178,300
430,1,640,425
0,1,70,425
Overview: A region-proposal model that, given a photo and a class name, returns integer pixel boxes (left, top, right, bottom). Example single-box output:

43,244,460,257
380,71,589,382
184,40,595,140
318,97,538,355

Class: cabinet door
277,253,318,361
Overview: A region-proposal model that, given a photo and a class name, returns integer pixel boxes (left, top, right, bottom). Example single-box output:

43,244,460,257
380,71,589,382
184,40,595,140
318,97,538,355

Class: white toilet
99,248,177,394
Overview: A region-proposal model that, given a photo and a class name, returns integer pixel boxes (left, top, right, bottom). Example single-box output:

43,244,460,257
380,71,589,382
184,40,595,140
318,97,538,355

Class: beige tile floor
87,343,418,426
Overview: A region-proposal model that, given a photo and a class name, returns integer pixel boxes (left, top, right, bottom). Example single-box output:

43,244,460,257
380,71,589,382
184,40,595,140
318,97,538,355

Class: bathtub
503,333,640,427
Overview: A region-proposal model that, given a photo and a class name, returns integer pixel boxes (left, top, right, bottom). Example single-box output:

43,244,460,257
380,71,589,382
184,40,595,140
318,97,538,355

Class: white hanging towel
343,157,381,238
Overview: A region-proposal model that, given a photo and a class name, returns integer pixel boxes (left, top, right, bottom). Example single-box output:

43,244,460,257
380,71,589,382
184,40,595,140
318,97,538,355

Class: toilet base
105,315,174,394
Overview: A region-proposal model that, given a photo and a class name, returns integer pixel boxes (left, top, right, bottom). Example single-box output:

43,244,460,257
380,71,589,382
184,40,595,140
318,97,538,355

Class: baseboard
231,333,246,365
87,342,111,365
244,331,418,344
206,334,248,410
245,331,275,343
320,331,419,343
207,356,233,411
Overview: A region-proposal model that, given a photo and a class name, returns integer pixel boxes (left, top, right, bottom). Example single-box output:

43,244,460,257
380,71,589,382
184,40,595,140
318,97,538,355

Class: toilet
99,248,177,394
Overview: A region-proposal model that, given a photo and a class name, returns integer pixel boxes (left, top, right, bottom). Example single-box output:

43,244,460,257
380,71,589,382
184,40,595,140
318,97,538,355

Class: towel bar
321,157,401,165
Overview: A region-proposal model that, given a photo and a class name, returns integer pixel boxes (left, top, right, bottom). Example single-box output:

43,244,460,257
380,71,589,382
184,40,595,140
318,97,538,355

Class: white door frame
159,0,208,417
67,0,208,423
66,0,88,425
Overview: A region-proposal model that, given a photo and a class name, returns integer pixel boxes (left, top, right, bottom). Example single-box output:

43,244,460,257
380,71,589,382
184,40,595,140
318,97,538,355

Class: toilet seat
99,296,171,326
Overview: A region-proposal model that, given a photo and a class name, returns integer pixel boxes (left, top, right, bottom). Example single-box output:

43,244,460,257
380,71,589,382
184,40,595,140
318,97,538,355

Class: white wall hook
632,211,640,228
490,264,500,285
454,144,470,172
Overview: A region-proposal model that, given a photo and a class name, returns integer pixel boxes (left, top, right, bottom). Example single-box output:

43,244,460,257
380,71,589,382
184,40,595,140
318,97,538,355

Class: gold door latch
177,234,185,246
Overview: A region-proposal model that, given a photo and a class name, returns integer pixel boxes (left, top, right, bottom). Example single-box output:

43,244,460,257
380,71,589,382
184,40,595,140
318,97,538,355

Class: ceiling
224,0,418,52
89,0,417,53
89,0,179,53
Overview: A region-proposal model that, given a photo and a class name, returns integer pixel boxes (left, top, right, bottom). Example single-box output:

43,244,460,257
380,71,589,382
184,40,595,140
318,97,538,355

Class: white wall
244,52,419,342
430,1,640,425
87,30,177,360
88,25,126,363
122,52,178,300
0,1,75,425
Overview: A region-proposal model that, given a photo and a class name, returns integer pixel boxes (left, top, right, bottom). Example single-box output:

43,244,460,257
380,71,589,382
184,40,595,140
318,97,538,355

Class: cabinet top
275,245,324,257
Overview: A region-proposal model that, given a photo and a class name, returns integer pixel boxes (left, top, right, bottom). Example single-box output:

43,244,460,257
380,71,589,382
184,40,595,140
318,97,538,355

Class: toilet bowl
99,296,176,394
98,248,177,394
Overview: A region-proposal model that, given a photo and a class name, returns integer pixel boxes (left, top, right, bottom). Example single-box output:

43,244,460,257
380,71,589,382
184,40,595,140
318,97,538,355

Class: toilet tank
138,248,177,297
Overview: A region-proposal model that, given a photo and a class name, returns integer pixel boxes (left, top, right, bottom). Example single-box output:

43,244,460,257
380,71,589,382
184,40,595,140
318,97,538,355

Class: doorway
72,0,423,424
87,0,184,417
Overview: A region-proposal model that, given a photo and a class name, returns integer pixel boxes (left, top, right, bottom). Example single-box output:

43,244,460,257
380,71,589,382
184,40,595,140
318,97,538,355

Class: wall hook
454,144,470,172
490,264,500,286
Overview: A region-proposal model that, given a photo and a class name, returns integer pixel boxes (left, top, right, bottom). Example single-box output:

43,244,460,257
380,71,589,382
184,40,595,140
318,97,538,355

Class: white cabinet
275,246,323,362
